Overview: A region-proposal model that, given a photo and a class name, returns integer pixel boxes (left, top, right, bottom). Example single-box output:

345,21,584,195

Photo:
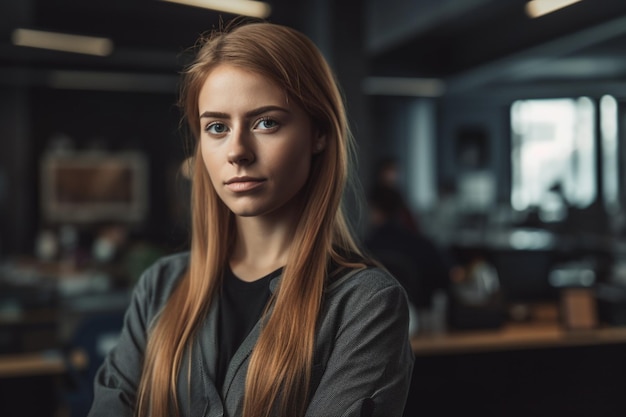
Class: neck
230,214,297,282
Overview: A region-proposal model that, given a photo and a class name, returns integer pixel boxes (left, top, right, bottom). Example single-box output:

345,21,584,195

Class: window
511,97,596,221
600,95,619,213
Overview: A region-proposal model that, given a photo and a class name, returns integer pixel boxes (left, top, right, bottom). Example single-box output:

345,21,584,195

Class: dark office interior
3,0,626,416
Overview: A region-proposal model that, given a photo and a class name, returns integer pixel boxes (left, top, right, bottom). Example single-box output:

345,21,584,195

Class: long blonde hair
136,21,366,417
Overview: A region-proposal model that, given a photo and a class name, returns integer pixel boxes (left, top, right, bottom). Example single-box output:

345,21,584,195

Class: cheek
277,143,313,186
200,144,220,186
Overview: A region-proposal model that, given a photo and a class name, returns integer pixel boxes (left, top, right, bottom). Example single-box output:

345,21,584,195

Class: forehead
198,64,288,110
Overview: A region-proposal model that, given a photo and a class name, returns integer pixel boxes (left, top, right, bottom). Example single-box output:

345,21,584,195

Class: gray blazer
88,252,414,417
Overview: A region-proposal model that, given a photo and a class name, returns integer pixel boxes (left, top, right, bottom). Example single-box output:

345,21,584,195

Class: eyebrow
199,105,289,119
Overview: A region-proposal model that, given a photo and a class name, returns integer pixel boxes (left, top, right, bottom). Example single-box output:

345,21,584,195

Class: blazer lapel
186,297,224,417
176,298,223,417
202,297,220,381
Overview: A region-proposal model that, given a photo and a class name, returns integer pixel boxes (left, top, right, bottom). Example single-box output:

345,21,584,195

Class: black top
216,266,281,391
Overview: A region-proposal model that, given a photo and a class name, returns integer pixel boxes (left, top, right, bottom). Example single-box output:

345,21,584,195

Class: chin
230,204,291,219
233,210,262,217
228,204,269,218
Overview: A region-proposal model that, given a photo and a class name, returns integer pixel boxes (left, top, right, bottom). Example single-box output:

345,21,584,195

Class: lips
224,176,266,192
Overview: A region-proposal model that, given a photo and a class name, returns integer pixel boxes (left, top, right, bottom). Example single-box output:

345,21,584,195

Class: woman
88,21,414,417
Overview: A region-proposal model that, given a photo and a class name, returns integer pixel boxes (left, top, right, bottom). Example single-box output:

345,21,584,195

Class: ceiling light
48,71,178,93
11,28,113,56
162,0,271,18
525,0,583,18
363,77,446,97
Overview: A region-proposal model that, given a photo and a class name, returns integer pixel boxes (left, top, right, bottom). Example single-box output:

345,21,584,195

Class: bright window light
162,0,271,18
601,95,619,212
11,28,113,56
525,0,583,19
511,98,596,217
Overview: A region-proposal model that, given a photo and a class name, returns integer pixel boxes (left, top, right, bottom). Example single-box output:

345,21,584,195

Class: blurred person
371,156,419,234
373,155,400,188
365,184,451,333
426,179,464,246
88,20,414,417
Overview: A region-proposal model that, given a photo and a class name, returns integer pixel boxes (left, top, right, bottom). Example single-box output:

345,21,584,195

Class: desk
407,321,626,417
0,349,87,378
412,321,626,355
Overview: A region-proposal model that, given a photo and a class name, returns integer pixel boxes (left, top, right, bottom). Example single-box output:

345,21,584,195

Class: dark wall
438,94,512,205
0,87,33,256
0,86,191,257
31,87,189,250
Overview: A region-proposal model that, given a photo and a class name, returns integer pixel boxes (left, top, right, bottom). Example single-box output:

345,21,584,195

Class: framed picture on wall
40,152,149,224
455,125,488,170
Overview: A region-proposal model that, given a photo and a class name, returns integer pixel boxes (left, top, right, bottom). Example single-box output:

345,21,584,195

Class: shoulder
133,251,190,312
141,251,190,278
316,266,411,352
324,266,408,308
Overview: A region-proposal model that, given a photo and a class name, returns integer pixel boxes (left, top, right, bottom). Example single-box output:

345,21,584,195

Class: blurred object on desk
448,256,505,330
548,259,599,330
560,287,598,330
548,260,596,289
596,283,626,326
411,302,626,356
0,262,59,355
451,256,500,305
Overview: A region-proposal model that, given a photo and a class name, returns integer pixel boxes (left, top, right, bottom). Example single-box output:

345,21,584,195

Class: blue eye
206,122,228,134
256,117,278,130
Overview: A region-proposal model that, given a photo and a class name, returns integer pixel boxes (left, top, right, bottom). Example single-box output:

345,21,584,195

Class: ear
312,134,327,154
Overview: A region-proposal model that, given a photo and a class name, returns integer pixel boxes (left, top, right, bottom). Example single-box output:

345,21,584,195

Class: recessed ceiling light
162,0,271,18
11,28,113,56
525,0,583,19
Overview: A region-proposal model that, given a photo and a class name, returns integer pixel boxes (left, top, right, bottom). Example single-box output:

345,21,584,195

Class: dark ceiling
0,0,298,74
367,0,626,95
371,0,626,76
3,0,626,95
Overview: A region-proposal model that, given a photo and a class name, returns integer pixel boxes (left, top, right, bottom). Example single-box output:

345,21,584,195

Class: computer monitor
40,152,148,224
492,248,556,303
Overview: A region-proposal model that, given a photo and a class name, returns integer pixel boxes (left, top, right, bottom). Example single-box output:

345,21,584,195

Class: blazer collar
181,299,223,417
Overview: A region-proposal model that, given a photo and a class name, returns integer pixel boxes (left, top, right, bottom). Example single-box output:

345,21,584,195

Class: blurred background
3,0,626,416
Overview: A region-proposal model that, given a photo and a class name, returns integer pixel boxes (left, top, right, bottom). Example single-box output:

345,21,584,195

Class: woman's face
198,64,323,220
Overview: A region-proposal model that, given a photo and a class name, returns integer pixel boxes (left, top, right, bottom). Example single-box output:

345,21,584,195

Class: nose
227,127,255,165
